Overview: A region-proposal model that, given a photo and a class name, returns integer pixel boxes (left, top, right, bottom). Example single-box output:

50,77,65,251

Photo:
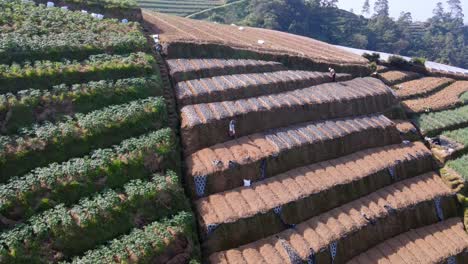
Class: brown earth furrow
181,77,397,154
167,58,286,82
196,142,433,253
378,71,422,86
395,77,454,100
175,71,351,106
402,80,468,113
186,114,401,198
348,218,468,264
209,173,457,263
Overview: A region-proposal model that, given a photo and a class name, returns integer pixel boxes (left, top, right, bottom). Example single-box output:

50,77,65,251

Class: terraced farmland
144,10,468,263
138,0,225,17
0,1,198,263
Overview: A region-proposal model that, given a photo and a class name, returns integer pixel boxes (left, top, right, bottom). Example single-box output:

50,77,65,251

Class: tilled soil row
402,80,468,114
395,77,454,100
175,71,353,106
348,217,468,264
197,142,434,254
208,172,458,264
167,58,286,82
378,70,422,86
181,77,397,154
185,114,401,198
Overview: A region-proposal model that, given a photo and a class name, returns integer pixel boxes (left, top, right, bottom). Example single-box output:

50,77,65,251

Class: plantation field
142,11,369,70
447,154,468,180
413,105,468,136
138,0,224,16
0,1,198,262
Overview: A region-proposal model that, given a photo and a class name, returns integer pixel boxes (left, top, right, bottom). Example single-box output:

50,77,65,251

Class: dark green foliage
0,97,167,182
388,55,411,67
0,52,155,94
66,211,196,263
0,173,189,262
0,129,175,227
0,76,163,134
411,57,427,66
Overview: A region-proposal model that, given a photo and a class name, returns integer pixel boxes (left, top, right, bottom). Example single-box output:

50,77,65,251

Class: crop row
0,52,155,94
442,127,468,146
67,211,195,263
413,105,468,136
447,154,468,181
0,129,175,228
0,76,162,134
0,97,167,182
0,173,188,262
1,0,146,64
461,91,468,104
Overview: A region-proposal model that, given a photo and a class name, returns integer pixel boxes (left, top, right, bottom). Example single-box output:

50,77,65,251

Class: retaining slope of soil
181,77,397,154
348,217,468,264
197,142,434,253
186,114,401,197
143,11,368,68
174,70,353,106
208,172,457,263
167,58,286,82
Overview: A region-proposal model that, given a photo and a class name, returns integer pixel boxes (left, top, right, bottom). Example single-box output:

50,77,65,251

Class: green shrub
387,55,409,67
0,76,163,134
0,129,175,226
369,62,377,72
363,52,380,63
0,97,167,182
411,57,426,66
66,211,195,264
0,52,155,94
0,173,188,262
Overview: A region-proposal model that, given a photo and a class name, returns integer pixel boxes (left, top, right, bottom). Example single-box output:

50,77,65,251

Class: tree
361,0,370,16
374,0,389,17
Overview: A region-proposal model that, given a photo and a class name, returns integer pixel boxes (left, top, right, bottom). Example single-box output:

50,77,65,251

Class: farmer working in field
329,67,336,82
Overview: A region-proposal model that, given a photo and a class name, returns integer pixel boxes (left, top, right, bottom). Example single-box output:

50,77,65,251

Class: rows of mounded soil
402,80,468,113
209,173,457,263
196,142,434,253
181,77,397,154
349,217,468,264
186,114,401,197
142,11,369,68
167,58,286,82
147,10,466,263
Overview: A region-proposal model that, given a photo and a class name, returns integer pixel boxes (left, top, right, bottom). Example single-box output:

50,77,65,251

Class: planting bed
137,0,224,17
186,114,401,197
395,77,454,100
197,142,434,253
142,12,467,261
0,2,199,263
175,70,352,106
142,11,369,70
349,217,468,264
209,173,457,263
378,70,421,86
181,77,397,153
402,80,468,113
